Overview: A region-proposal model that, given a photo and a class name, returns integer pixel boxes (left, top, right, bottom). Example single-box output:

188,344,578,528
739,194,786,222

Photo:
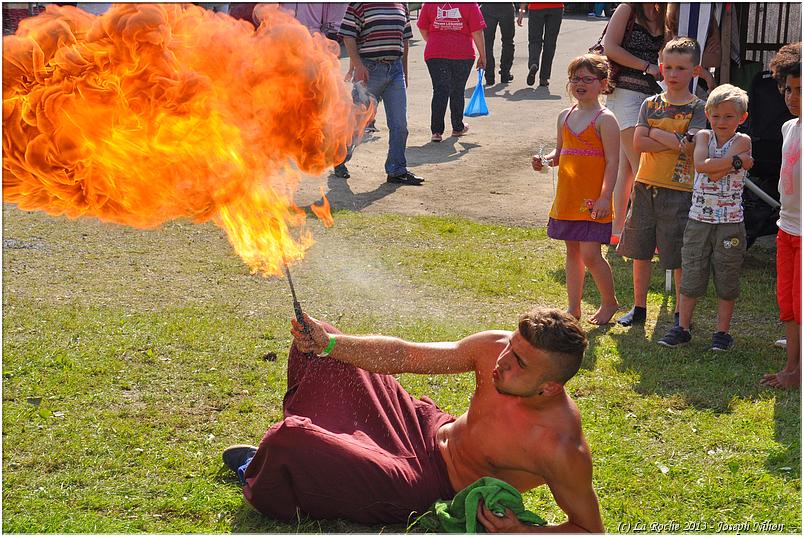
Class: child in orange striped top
532,54,620,324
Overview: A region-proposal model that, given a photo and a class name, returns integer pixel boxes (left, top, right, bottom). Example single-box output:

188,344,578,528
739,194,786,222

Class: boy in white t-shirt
761,43,801,389
658,84,753,350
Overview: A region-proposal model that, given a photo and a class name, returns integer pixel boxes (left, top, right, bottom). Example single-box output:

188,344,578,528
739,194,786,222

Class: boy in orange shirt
616,37,707,328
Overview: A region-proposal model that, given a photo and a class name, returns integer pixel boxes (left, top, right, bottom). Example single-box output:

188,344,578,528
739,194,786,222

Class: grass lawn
2,206,800,533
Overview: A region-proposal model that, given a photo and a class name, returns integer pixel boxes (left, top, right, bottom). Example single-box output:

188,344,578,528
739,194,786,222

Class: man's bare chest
464,407,547,468
453,414,547,489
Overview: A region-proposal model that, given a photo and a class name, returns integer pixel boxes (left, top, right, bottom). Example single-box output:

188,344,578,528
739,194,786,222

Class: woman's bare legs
611,126,640,239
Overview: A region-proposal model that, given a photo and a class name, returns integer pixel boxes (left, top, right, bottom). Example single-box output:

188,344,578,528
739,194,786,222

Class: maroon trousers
243,325,456,524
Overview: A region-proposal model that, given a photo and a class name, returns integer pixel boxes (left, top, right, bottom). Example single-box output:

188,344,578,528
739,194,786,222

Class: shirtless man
224,308,603,533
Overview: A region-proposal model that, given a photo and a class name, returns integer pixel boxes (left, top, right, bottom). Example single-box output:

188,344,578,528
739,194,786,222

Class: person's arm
342,36,368,83
403,39,409,87
648,127,685,152
340,6,367,83
693,130,720,174
402,8,412,87
633,126,666,153
633,99,670,153
477,445,604,533
417,4,430,41
517,3,526,26
472,29,486,70
290,313,492,374
322,3,348,36
682,100,708,156
591,112,620,220
602,4,660,78
699,69,716,95
532,108,566,171
699,134,753,179
739,135,754,171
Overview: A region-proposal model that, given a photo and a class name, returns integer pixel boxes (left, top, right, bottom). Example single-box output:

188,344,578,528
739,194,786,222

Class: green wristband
318,334,336,357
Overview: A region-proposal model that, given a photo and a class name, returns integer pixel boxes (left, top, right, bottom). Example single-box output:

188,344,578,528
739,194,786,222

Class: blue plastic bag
463,69,489,117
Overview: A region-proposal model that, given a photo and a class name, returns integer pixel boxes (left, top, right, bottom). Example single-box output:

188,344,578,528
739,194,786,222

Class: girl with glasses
532,54,621,325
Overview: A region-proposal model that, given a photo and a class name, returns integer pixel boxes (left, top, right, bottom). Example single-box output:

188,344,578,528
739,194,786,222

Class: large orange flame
3,3,367,275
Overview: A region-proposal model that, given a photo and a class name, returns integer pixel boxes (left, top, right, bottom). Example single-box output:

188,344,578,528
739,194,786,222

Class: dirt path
296,15,609,228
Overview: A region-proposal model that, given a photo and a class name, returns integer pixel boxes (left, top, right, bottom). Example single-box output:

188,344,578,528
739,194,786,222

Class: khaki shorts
617,182,692,269
680,219,746,300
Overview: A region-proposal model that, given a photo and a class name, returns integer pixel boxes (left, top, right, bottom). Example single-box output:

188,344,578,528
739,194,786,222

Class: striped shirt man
339,3,413,61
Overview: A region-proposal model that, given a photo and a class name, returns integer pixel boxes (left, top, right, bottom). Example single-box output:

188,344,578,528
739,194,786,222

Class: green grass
3,207,800,533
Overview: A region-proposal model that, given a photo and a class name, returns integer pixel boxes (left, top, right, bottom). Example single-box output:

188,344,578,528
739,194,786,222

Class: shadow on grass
230,503,320,533
229,501,412,533
582,324,614,372
607,299,777,414
604,247,780,406
217,467,387,533
769,392,802,480
549,244,799,473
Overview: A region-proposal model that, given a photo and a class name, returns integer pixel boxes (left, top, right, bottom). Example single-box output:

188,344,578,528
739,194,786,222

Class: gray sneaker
222,444,257,475
711,332,734,351
658,325,692,347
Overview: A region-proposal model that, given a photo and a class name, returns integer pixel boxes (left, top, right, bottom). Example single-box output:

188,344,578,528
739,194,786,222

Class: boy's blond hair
705,84,749,114
661,36,701,66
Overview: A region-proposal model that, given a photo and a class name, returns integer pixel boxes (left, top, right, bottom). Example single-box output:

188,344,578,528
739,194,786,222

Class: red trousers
243,325,456,524
777,229,801,323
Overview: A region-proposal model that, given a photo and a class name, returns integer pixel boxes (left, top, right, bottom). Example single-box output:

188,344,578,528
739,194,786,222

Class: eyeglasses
569,76,601,84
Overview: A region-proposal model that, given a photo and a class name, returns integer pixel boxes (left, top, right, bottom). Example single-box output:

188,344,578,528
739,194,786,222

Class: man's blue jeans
362,58,409,177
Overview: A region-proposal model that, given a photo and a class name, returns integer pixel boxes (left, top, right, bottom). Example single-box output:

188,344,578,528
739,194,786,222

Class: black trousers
480,2,515,80
527,7,563,83
425,58,474,135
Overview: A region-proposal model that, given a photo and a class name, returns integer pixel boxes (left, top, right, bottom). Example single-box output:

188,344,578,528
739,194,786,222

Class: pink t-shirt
417,3,486,61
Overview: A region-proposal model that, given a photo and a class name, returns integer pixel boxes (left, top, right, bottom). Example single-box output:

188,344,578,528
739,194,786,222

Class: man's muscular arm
291,313,503,375
477,440,604,533
540,441,604,533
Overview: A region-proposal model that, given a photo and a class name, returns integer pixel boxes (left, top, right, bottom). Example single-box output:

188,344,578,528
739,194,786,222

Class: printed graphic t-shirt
417,3,486,61
689,131,747,224
635,94,707,191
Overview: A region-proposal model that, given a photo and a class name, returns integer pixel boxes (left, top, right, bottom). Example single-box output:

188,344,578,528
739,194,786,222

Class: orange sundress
548,105,612,226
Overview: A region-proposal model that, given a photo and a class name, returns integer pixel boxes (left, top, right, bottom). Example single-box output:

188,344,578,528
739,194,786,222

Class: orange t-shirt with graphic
635,93,706,191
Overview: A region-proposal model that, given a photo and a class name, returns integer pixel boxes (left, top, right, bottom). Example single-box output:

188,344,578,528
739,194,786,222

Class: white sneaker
774,338,787,349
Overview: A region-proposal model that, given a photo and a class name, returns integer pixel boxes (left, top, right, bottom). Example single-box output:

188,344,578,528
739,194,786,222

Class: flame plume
309,186,334,228
3,3,367,275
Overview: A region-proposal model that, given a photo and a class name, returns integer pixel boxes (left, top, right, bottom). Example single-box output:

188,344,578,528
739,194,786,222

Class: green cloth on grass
414,476,546,533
